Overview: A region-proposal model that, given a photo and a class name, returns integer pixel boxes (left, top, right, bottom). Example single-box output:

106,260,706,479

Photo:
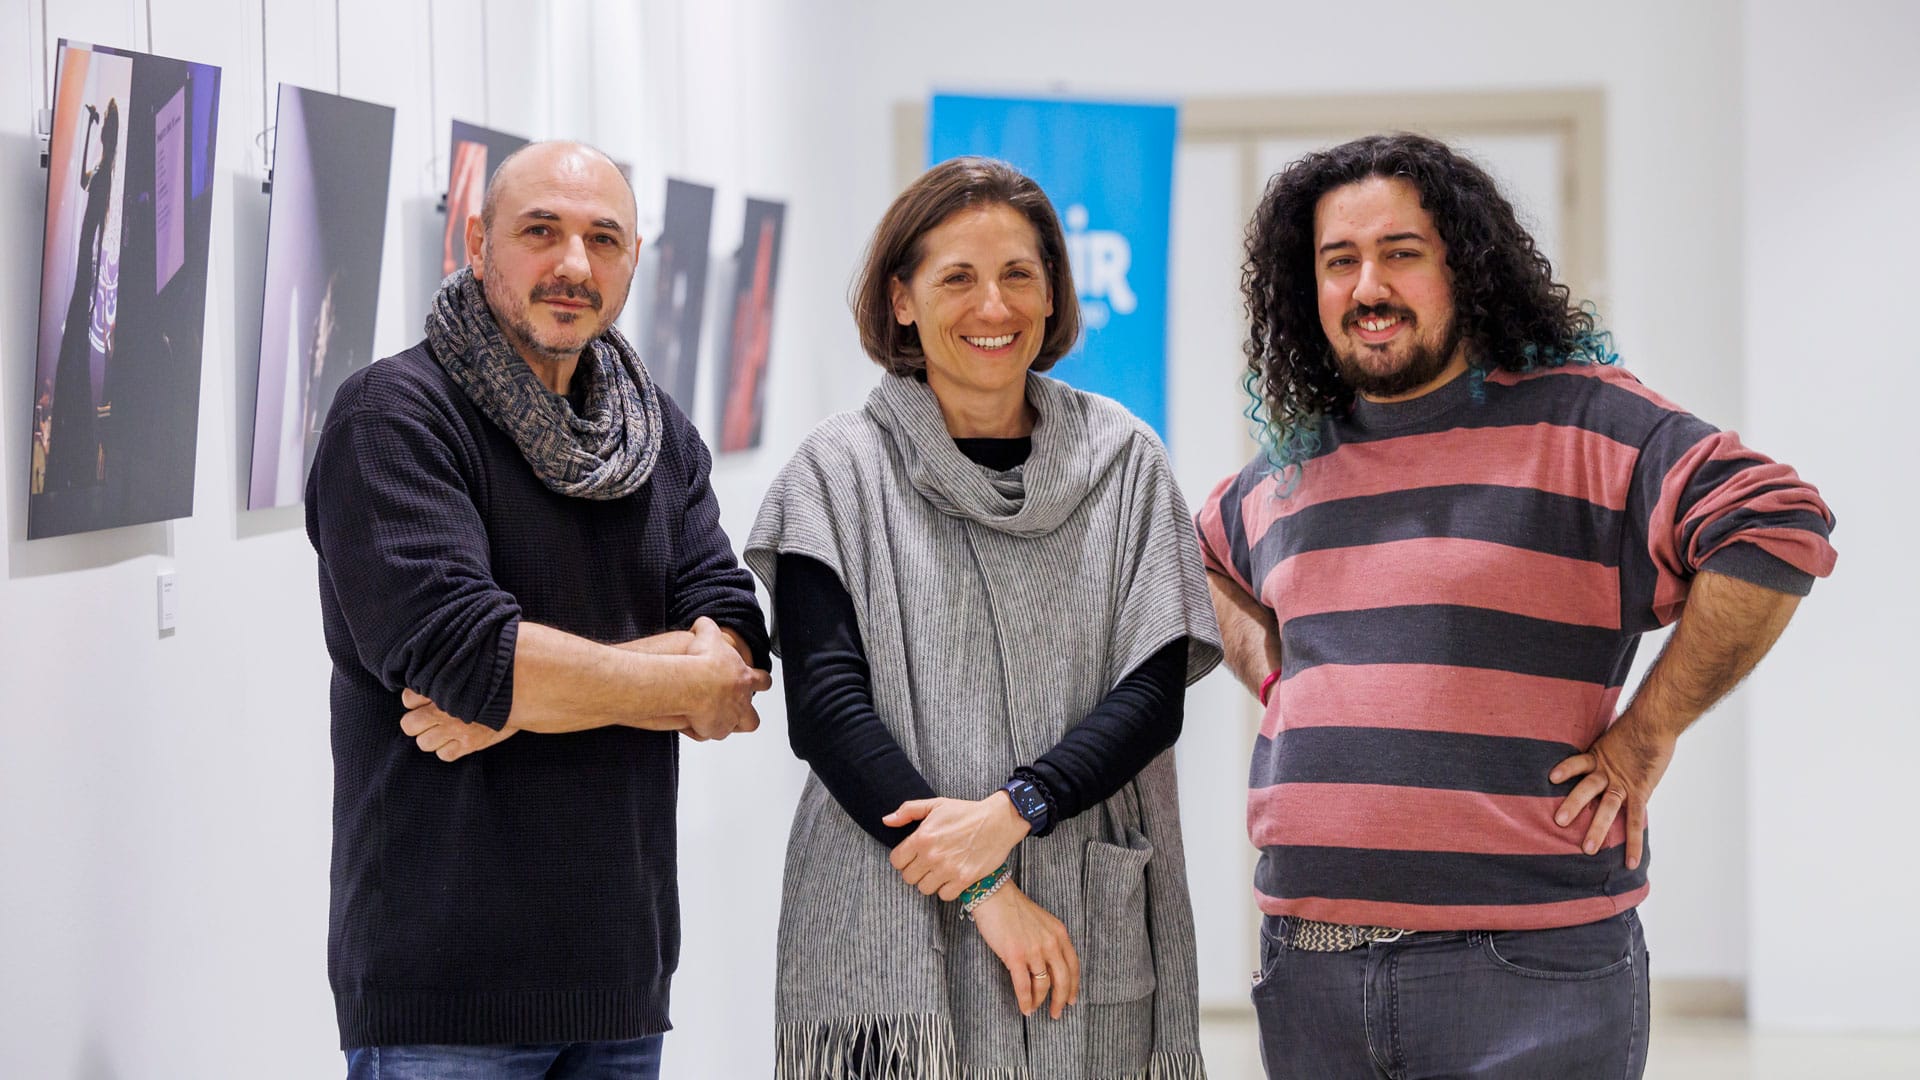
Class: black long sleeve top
774,435,1189,848
307,342,768,1048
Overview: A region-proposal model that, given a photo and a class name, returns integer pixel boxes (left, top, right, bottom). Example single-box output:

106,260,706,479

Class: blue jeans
344,1035,663,1079
1251,909,1649,1079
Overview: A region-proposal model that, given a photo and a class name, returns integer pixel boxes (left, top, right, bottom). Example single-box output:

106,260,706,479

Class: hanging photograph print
717,197,785,453
929,94,1178,439
442,119,529,277
29,40,221,539
642,178,716,411
247,85,395,509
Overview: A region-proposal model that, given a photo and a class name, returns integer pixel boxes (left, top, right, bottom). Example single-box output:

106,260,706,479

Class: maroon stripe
1248,783,1626,856
1648,432,1725,616
1263,537,1621,630
1251,885,1649,932
1256,424,1639,530
1264,664,1618,744
1233,467,1287,551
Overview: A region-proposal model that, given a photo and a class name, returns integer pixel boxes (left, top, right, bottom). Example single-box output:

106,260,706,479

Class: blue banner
929,94,1178,439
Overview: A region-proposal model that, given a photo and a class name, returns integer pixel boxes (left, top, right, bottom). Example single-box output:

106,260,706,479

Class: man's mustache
1343,303,1414,330
531,283,603,309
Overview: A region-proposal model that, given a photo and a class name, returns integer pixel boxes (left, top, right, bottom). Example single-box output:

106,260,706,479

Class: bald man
307,141,771,1079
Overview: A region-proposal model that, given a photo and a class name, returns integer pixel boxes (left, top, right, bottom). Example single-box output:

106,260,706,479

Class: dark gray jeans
1251,909,1649,1079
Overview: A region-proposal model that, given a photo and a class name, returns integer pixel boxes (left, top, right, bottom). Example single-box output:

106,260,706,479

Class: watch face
1006,780,1047,823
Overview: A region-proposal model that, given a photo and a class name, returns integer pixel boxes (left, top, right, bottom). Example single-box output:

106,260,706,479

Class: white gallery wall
0,1,1910,1077
1743,0,1920,1032
0,1,852,1076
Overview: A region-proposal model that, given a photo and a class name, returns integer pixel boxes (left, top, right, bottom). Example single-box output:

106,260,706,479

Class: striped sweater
1195,363,1836,930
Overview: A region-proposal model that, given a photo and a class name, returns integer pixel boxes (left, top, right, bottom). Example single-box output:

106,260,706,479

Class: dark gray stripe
1253,728,1580,797
1619,420,1670,633
1311,370,1673,457
1688,508,1832,566
1216,460,1261,590
1280,605,1629,686
1256,842,1651,907
1254,485,1626,569
1700,542,1815,597
1637,407,1717,468
1600,643,1641,694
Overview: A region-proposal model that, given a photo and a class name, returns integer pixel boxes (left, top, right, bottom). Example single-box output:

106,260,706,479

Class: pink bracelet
1258,670,1282,706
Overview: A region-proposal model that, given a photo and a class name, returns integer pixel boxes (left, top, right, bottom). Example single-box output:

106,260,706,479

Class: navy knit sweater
305,341,768,1049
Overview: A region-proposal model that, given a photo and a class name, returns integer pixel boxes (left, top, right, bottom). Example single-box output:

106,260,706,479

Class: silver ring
1030,971,1049,980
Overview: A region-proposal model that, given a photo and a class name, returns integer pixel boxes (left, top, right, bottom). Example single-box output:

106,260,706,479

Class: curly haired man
1196,133,1837,1078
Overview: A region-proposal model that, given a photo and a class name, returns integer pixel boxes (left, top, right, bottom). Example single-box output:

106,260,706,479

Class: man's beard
1331,303,1462,399
481,249,604,364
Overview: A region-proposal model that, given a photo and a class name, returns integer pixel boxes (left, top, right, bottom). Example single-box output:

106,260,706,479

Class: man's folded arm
309,390,747,734
500,622,742,734
309,390,525,727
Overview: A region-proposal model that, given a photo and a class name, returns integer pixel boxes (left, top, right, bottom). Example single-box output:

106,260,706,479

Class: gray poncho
746,371,1224,1079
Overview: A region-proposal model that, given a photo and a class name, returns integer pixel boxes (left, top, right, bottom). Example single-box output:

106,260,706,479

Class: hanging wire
334,0,343,96
259,0,270,146
543,0,554,138
36,0,52,134
253,0,275,178
427,0,444,197
673,3,688,173
31,0,52,161
427,0,439,134
145,0,154,52
479,0,490,125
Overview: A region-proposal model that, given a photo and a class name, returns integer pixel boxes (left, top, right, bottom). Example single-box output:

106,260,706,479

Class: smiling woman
747,156,1224,1078
887,203,1055,436
853,157,1081,380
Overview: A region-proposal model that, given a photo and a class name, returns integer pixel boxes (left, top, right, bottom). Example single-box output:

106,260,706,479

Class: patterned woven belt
1284,917,1410,952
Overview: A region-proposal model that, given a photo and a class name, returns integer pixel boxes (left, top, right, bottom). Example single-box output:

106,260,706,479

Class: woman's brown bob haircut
852,156,1081,375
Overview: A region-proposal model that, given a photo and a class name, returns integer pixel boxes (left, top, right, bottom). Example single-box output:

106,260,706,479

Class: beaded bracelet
958,861,1011,920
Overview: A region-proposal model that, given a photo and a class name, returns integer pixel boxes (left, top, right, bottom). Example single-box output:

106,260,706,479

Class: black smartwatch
1000,775,1055,838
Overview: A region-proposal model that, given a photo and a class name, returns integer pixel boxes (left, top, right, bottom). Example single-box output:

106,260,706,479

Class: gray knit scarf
748,371,1223,1079
425,267,662,500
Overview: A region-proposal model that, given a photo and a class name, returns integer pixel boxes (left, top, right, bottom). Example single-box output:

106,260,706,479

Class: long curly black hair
1241,132,1613,474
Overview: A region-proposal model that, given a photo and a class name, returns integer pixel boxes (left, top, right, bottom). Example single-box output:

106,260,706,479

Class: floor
1196,1010,1920,1078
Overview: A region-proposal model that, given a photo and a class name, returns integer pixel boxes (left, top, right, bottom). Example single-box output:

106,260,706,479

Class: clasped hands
884,791,1031,900
669,616,772,742
884,792,1080,1019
